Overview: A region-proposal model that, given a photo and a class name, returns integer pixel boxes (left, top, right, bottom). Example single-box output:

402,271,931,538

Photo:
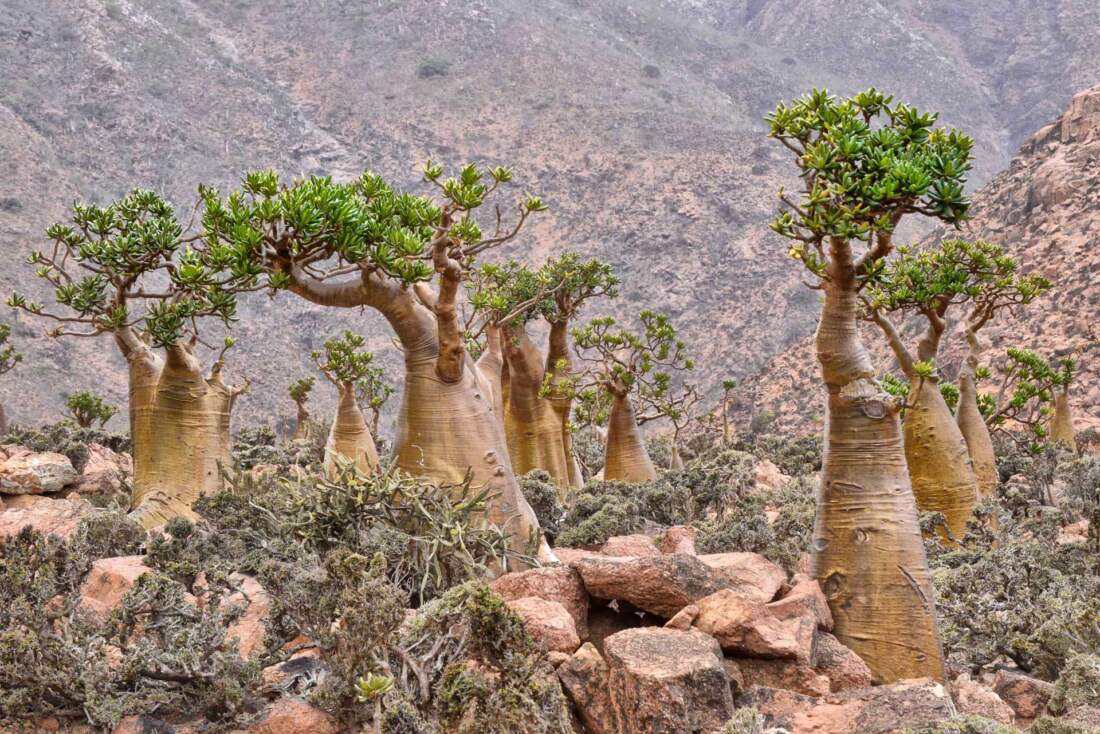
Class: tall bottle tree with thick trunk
0,324,22,436
564,310,694,482
469,255,617,493
767,88,974,682
863,239,1046,537
312,330,381,475
289,376,316,441
197,165,553,561
9,190,255,527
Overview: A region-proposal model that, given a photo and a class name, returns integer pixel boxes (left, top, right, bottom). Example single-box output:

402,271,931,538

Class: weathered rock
755,458,789,490
261,651,325,693
558,642,615,734
601,533,661,557
664,604,699,631
70,443,132,498
729,656,831,697
1058,519,1090,545
993,668,1054,719
246,698,340,734
659,525,697,555
741,678,954,733
811,632,873,693
0,497,95,542
507,596,581,654
698,552,785,603
693,589,813,660
0,446,78,494
953,672,1015,724
570,553,728,618
603,627,735,733
586,604,654,654
78,555,157,621
492,564,589,639
767,577,833,632
224,574,271,659
0,493,50,510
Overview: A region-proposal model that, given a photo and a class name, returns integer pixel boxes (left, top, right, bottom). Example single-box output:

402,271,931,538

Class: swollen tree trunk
0,403,8,437
904,380,978,542
1051,387,1077,453
956,354,998,500
292,400,311,441
323,381,380,475
546,320,584,491
476,324,507,429
130,342,224,528
812,238,945,684
603,393,657,482
502,327,572,490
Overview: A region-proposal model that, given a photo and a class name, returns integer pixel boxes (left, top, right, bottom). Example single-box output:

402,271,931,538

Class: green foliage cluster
0,322,22,375
288,375,315,404
1049,653,1100,716
313,330,377,384
230,425,324,471
736,432,823,476
518,470,566,544
64,389,118,428
768,88,973,276
4,420,130,473
983,349,1076,447
720,707,766,733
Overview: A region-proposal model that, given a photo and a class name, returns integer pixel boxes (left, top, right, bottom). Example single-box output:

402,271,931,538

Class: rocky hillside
738,85,1100,437
1,0,1099,433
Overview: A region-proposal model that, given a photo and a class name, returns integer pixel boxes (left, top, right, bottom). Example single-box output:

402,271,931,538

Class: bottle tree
64,390,118,429
979,349,1077,452
563,310,694,482
312,331,381,475
9,190,255,527
196,164,553,561
0,323,22,435
862,239,1048,536
355,362,395,439
947,243,1053,493
288,376,316,441
469,254,618,492
720,378,737,447
767,88,973,682
661,383,703,470
1049,359,1078,453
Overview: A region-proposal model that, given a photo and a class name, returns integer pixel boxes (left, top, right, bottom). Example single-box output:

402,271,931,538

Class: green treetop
289,375,315,405
64,390,119,428
0,324,22,376
312,331,378,387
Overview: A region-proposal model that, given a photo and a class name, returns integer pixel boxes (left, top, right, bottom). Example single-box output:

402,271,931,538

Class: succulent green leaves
0,324,22,376
768,88,974,277
312,331,377,385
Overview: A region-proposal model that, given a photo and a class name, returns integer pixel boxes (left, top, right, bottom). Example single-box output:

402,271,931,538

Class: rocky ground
2,426,1098,733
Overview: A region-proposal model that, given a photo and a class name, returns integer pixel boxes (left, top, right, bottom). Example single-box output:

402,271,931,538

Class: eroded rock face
601,533,660,557
506,596,581,654
246,698,340,734
659,525,697,555
492,564,589,639
698,552,786,603
570,553,728,618
0,446,78,494
0,497,95,542
70,443,132,499
558,642,615,734
728,656,831,697
767,576,833,632
79,555,161,622
224,574,271,659
603,627,734,734
811,632,873,693
741,677,954,733
993,668,1054,719
953,672,1015,724
692,589,813,660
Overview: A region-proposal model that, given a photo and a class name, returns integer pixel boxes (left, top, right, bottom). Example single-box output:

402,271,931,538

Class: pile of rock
489,528,1034,734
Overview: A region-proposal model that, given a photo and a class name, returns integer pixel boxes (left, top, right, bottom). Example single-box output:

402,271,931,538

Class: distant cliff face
740,86,1100,437
0,1,1098,435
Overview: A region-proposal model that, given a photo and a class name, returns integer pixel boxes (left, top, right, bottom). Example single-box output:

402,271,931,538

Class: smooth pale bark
904,380,978,542
959,345,1003,499
0,404,7,436
286,269,550,563
812,237,945,684
129,343,236,528
603,393,657,482
1051,388,1077,452
292,399,311,441
502,327,572,491
546,320,584,491
476,324,507,428
323,381,380,475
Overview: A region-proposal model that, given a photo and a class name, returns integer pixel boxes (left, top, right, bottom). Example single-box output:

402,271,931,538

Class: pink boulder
506,596,581,654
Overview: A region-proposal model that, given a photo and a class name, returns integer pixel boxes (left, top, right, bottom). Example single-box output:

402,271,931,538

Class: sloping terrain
739,85,1100,436
1,0,1098,433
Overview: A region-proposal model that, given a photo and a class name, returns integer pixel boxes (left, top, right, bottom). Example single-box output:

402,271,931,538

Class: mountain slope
1,0,1097,434
739,85,1100,437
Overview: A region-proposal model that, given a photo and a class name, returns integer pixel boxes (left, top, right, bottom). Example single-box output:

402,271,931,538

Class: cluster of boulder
0,443,131,540
493,528,1056,733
